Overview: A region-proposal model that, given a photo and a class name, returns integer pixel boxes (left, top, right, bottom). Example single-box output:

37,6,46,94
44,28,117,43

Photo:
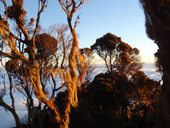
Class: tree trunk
12,109,23,128
28,62,61,124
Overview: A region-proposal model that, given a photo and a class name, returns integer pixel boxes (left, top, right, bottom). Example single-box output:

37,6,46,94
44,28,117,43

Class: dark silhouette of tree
91,33,142,76
35,33,58,61
129,71,160,127
69,72,160,128
140,1,170,127
0,72,22,128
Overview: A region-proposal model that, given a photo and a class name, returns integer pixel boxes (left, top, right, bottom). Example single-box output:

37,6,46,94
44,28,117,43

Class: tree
91,33,142,76
57,0,86,127
0,72,22,128
0,0,86,128
0,33,60,127
80,48,95,86
46,24,72,68
139,1,170,127
129,71,160,127
69,71,160,128
35,33,58,61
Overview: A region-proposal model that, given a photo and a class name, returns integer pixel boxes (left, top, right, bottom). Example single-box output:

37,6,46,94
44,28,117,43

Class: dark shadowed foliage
35,33,58,60
140,1,170,127
91,33,142,76
69,72,160,128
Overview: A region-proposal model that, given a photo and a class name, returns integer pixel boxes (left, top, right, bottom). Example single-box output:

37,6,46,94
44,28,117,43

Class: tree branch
32,0,47,39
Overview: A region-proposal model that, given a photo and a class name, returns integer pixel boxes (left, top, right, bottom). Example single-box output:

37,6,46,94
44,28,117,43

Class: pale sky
2,0,159,63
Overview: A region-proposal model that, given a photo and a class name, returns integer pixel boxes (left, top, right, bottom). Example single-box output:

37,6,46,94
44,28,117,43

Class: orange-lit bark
58,1,86,128
28,62,61,122
1,0,86,127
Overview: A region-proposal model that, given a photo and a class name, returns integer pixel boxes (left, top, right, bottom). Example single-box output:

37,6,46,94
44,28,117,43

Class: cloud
92,63,162,81
141,63,162,81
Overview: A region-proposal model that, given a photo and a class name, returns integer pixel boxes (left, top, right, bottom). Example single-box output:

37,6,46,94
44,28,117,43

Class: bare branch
58,0,68,14
0,51,14,59
10,32,25,43
74,14,80,29
7,72,15,110
0,74,6,98
76,0,84,8
32,0,47,39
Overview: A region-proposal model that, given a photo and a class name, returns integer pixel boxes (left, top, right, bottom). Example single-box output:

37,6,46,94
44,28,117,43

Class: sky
0,1,161,127
2,0,158,63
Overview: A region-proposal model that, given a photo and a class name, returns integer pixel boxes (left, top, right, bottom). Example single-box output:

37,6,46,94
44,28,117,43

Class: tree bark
28,62,61,123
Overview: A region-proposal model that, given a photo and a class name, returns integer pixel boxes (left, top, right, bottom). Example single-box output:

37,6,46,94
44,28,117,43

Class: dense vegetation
69,72,160,128
21,70,160,128
140,1,170,127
